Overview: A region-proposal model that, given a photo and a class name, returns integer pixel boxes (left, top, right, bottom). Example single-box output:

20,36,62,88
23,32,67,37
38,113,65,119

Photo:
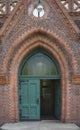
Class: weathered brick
0,0,80,126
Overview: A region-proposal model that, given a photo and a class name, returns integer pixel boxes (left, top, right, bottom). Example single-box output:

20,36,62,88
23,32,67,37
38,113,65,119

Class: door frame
18,50,61,120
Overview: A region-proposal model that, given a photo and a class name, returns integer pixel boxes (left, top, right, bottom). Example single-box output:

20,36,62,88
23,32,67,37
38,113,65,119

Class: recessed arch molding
2,29,77,122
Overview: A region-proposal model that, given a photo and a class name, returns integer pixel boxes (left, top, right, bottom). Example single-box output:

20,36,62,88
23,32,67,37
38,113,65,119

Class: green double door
19,79,40,120
19,79,61,120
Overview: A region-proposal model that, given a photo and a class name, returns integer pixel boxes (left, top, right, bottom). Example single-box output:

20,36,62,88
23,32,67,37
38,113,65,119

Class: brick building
0,0,80,126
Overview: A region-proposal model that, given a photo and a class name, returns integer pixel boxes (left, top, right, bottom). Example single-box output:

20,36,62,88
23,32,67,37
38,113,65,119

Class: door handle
36,98,39,105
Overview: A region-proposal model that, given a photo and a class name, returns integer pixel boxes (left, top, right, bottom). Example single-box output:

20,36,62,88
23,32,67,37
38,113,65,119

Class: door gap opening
40,79,61,120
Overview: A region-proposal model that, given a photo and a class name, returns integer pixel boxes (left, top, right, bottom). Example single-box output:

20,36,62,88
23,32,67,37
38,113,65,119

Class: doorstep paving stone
1,121,80,130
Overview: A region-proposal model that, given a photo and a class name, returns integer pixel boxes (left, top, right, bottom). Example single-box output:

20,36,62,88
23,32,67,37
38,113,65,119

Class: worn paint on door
19,79,40,120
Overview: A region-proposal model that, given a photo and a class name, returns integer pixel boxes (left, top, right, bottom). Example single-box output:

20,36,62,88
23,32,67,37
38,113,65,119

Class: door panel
19,79,40,120
55,81,61,120
20,82,29,119
29,80,40,119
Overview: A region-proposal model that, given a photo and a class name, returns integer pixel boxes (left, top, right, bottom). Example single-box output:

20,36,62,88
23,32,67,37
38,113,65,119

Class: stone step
1,121,80,130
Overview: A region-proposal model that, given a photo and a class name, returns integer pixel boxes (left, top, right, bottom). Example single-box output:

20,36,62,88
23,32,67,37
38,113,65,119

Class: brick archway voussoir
8,38,70,122
3,29,77,74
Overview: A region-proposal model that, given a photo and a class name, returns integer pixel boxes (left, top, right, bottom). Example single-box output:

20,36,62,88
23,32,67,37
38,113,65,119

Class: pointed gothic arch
2,29,77,122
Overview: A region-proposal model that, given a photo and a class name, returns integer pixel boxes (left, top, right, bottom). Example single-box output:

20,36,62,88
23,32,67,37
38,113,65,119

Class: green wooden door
19,79,40,120
55,81,61,120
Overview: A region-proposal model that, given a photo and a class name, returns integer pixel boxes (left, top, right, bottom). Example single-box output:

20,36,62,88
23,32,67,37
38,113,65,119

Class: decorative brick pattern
0,0,80,30
61,0,80,12
72,75,80,84
0,0,80,126
0,75,6,85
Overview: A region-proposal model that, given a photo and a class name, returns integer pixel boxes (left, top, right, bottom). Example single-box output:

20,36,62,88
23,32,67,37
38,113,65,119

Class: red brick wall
0,0,80,125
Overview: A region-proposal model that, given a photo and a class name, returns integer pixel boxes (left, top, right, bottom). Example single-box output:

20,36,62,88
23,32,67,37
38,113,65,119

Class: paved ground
1,121,80,130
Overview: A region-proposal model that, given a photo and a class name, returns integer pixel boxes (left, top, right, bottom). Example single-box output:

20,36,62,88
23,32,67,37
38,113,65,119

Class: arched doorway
18,50,61,121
